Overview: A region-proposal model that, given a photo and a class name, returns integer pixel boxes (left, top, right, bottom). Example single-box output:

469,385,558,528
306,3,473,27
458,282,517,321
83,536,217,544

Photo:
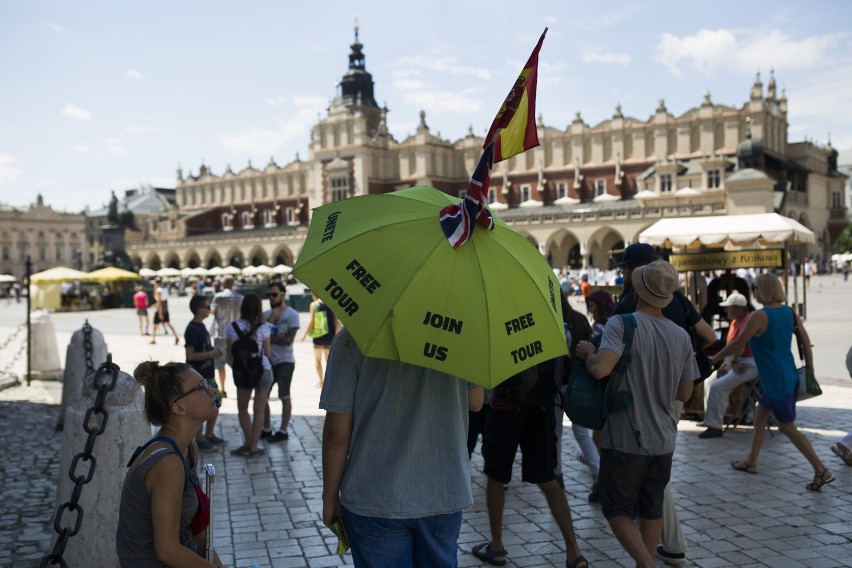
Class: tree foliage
833,223,852,254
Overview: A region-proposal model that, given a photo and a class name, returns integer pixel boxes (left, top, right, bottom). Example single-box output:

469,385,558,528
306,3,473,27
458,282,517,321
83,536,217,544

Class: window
521,184,531,202
221,213,231,228
37,230,45,238
263,209,274,225
660,174,673,192
831,191,842,209
70,231,77,238
286,207,295,224
557,183,567,200
330,176,349,202
170,219,176,231
488,189,496,204
56,246,63,261
241,211,252,227
2,246,8,261
39,246,46,261
595,179,606,196
707,169,721,189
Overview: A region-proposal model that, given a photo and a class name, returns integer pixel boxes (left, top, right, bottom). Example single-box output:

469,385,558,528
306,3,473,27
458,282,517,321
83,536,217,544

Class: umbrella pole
26,255,31,386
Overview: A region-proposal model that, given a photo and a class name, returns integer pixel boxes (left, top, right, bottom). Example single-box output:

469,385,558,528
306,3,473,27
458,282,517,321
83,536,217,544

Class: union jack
440,143,495,248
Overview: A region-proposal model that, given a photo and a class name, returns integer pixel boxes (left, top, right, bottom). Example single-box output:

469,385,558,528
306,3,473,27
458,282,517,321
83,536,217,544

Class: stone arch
246,245,269,267
270,245,294,267
145,253,162,270
184,251,202,269
224,247,244,268
130,254,143,270
588,226,628,269
545,229,580,269
204,249,222,270
163,251,181,269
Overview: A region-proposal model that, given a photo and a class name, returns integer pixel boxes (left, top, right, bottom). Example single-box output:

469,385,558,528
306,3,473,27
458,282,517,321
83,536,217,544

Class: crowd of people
116,245,847,568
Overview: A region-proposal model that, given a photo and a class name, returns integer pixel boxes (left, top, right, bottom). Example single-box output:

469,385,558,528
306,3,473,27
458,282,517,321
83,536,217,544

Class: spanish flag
484,28,547,163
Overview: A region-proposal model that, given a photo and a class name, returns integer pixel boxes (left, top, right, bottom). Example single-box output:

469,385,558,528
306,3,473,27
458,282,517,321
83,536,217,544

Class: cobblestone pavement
1,275,850,567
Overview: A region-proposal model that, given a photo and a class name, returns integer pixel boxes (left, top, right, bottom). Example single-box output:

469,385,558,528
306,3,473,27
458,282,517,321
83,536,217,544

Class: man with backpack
472,356,587,568
576,260,698,568
611,243,716,566
210,275,243,398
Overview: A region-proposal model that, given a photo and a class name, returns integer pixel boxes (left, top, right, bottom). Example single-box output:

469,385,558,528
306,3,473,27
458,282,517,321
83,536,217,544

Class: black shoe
656,545,686,566
260,429,273,439
268,430,289,443
588,481,600,503
699,427,723,439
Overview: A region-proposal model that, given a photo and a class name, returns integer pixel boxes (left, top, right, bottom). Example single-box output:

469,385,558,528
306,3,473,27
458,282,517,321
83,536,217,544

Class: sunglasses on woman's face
173,378,212,404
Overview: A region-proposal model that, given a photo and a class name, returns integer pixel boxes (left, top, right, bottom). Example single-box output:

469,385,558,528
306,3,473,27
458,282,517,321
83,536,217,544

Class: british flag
440,143,495,248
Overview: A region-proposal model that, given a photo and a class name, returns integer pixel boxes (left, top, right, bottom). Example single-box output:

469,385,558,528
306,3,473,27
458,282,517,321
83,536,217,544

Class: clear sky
1,0,850,213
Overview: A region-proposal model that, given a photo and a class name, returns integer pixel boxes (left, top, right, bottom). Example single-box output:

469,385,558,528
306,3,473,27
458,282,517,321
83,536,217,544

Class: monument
95,191,135,270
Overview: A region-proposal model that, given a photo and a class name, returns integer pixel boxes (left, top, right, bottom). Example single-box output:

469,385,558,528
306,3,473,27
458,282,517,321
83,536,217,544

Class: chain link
0,323,27,383
83,321,93,375
39,354,120,568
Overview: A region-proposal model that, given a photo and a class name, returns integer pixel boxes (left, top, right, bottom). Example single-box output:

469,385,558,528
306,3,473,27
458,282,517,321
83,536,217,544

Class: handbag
308,302,330,338
797,367,822,400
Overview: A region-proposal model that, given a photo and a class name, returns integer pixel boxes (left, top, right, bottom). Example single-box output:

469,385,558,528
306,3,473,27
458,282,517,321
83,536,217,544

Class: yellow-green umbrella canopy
293,185,566,388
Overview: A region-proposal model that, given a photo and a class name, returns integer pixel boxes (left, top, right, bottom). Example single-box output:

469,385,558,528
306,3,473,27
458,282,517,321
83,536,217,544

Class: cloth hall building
128,30,848,272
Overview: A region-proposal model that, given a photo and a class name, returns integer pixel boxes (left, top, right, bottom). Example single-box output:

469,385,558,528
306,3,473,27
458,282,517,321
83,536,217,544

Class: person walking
210,275,243,398
699,292,758,438
577,260,698,568
116,361,225,567
184,295,224,451
321,327,483,567
133,285,150,336
711,273,834,491
225,293,273,458
612,243,716,566
261,281,300,443
301,292,335,388
149,278,179,345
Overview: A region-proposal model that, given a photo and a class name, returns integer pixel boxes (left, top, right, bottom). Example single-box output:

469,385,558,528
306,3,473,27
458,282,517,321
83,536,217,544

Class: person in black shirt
185,295,223,450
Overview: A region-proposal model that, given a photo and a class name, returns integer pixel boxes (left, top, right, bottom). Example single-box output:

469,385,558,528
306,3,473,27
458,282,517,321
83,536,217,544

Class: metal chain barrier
39,354,120,568
0,323,27,383
82,321,94,375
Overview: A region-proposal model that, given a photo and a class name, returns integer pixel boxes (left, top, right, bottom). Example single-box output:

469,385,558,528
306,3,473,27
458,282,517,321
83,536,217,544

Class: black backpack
494,356,564,407
231,322,263,389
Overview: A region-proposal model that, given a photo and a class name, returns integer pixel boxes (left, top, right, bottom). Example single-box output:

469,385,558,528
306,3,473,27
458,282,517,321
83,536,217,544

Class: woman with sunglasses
117,361,226,567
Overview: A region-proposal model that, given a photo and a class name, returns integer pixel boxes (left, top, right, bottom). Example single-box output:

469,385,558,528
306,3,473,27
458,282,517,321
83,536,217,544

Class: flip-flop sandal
731,460,758,474
806,469,835,491
472,543,507,566
248,449,266,457
567,554,588,568
230,446,251,457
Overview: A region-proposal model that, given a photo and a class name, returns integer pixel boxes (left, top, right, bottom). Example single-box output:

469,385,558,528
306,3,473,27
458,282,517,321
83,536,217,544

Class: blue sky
1,0,850,213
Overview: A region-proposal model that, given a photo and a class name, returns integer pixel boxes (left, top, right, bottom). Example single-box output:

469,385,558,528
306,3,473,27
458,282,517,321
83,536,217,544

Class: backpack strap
232,321,249,340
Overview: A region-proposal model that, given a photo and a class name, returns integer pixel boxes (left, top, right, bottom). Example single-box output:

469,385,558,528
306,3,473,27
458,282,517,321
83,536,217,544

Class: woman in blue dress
711,273,833,491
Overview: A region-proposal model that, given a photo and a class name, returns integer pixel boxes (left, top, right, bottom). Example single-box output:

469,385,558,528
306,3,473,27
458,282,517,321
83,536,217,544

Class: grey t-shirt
599,312,698,455
319,328,474,518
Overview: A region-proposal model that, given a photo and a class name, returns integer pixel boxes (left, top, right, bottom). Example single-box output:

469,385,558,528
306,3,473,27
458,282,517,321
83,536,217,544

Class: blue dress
749,306,798,421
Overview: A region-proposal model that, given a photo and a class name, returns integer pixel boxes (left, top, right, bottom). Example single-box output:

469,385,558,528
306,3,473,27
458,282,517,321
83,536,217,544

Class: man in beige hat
699,291,758,439
577,260,698,568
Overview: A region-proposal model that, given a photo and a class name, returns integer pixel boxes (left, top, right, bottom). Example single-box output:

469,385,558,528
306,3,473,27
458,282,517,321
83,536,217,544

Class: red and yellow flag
484,28,547,163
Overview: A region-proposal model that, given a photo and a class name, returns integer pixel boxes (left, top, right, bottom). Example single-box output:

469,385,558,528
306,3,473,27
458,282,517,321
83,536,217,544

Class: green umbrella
292,185,566,388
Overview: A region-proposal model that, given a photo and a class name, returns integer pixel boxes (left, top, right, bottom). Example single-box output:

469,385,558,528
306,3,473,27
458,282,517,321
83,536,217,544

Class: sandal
731,460,758,474
567,554,588,568
248,448,266,457
805,469,834,491
472,543,507,566
229,446,251,457
831,443,852,466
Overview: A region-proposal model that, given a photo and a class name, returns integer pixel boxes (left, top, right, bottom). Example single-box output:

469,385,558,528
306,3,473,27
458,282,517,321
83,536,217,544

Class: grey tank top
115,447,199,567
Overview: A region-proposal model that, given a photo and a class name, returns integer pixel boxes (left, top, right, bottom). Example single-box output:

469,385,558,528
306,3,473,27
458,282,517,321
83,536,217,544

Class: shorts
234,369,274,391
759,391,797,423
272,362,295,400
136,308,148,316
481,404,557,485
213,338,228,370
153,310,170,324
599,449,672,520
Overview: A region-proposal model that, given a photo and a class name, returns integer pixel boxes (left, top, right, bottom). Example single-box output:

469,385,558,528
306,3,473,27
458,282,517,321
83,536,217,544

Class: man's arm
695,318,717,347
675,379,693,403
468,386,484,411
270,328,298,346
583,347,620,380
321,412,353,530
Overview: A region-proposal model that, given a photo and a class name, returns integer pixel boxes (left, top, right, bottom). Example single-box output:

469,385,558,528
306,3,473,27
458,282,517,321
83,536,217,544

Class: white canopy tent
639,213,815,249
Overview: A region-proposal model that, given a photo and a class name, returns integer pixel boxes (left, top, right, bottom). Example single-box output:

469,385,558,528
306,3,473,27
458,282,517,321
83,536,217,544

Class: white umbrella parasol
139,267,157,278
272,264,292,275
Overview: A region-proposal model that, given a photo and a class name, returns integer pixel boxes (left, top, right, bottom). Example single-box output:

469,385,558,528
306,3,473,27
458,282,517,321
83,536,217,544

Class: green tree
833,224,852,254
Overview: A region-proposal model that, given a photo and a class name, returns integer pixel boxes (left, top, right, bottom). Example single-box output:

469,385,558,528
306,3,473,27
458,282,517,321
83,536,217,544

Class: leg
281,397,292,433
235,388,251,447
572,424,600,480
659,484,686,555
639,518,663,561
608,516,655,568
775,420,831,479
342,507,414,568
248,379,272,451
703,363,758,430
484,477,507,558
744,404,771,466
412,511,462,568
149,323,158,343
539,480,585,565
313,347,324,385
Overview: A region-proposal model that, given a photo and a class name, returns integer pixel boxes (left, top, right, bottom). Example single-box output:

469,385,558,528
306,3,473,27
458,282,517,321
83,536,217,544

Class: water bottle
563,322,572,353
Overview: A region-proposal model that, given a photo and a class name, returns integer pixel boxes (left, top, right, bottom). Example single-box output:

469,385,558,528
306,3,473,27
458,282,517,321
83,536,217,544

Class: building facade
129,28,848,271
0,195,86,278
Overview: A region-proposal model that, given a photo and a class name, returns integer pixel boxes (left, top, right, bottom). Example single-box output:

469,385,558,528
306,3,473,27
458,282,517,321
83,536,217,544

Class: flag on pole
440,28,547,248
485,28,547,162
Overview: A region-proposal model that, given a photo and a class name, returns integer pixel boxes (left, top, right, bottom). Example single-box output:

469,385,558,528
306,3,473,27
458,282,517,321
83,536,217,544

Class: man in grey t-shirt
577,261,697,568
320,328,484,567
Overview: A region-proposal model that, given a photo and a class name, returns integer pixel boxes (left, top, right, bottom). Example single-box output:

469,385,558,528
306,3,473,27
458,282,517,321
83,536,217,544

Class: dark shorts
481,404,557,485
153,310,170,324
759,391,797,423
599,449,672,520
136,309,147,316
272,362,296,400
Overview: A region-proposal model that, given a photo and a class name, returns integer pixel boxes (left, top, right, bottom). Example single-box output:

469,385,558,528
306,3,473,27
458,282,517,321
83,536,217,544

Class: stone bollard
54,359,150,567
57,323,108,431
30,310,63,380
